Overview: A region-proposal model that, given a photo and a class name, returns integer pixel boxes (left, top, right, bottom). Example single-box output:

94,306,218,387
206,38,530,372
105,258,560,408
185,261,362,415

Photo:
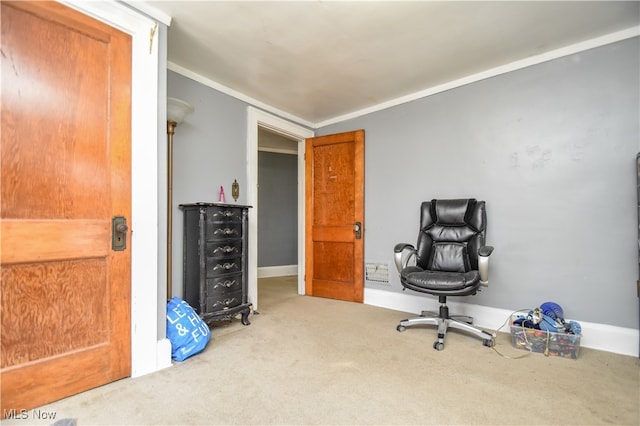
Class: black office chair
394,199,495,350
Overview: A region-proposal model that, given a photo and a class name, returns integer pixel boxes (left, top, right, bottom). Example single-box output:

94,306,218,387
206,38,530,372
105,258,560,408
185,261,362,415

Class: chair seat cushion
401,266,480,295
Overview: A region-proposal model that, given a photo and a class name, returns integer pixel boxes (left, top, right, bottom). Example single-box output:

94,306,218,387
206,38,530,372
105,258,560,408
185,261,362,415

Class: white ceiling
141,1,640,127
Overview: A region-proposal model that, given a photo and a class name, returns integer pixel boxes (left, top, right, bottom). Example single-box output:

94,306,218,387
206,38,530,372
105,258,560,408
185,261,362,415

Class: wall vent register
365,263,389,283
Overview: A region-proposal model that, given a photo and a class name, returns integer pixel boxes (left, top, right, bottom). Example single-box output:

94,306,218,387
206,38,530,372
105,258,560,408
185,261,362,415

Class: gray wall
167,70,249,297
168,38,640,330
317,38,640,329
258,151,298,266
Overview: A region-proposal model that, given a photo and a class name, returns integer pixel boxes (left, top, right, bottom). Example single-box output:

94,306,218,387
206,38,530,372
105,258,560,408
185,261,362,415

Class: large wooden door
1,1,132,412
305,130,364,302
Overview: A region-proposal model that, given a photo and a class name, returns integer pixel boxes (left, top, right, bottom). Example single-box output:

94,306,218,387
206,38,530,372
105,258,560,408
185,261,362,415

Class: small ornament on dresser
218,185,226,203
232,179,239,202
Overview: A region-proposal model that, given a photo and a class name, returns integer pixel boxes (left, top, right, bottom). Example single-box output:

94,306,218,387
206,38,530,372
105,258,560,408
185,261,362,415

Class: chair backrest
415,199,487,273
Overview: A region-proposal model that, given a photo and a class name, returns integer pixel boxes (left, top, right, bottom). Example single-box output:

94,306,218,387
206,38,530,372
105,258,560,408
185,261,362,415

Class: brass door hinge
149,22,158,54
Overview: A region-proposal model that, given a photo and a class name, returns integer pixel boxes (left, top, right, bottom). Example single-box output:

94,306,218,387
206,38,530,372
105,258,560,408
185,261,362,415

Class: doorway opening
246,108,314,311
257,127,299,279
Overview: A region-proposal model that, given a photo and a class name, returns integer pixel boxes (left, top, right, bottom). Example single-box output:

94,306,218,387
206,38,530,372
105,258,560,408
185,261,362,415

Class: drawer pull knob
213,280,238,289
213,262,237,271
214,228,238,236
213,246,238,254
213,298,238,309
212,210,234,218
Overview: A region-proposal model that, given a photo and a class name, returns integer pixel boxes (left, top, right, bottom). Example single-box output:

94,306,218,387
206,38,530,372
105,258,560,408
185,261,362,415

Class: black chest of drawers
180,202,252,326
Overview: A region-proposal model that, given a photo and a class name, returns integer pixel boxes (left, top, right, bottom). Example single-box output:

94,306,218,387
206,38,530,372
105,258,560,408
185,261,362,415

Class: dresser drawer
206,221,241,241
206,256,242,277
205,240,242,259
206,290,243,312
206,206,243,223
206,274,243,296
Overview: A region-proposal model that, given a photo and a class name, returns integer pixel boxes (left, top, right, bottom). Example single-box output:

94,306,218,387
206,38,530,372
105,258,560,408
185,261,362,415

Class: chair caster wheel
397,324,406,332
483,339,494,347
433,341,444,351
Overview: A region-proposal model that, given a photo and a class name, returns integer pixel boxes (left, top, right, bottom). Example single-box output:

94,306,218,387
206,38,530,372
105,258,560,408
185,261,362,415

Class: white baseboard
364,288,639,357
156,338,173,371
258,265,298,278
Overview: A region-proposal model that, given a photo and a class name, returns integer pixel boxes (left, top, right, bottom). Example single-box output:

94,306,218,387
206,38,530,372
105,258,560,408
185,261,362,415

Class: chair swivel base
397,305,495,351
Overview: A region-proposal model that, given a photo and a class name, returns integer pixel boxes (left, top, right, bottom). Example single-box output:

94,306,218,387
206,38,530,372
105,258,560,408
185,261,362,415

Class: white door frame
247,107,314,310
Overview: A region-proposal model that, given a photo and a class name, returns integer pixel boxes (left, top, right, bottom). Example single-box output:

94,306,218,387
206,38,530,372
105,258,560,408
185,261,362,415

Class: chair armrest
393,243,416,274
478,246,494,286
394,243,414,253
479,246,494,257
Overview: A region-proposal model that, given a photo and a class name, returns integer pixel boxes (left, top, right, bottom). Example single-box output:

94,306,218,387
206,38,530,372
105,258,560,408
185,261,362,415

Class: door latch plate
112,216,128,251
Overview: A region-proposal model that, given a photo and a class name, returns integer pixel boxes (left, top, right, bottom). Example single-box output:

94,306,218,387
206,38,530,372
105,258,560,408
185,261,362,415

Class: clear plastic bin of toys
510,314,581,359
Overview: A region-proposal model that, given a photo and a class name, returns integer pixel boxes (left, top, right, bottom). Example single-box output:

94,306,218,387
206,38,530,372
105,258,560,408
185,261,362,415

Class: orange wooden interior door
1,1,132,413
305,130,365,302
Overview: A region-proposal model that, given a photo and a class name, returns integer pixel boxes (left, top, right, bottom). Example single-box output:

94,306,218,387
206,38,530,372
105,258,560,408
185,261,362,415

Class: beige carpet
8,276,639,425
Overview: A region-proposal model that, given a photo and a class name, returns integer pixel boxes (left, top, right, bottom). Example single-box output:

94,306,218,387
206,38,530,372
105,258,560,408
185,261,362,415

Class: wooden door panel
1,1,132,413
312,226,354,241
305,130,364,302
2,347,114,414
0,220,109,264
313,242,354,280
1,2,111,220
312,143,355,224
311,240,356,301
1,259,109,366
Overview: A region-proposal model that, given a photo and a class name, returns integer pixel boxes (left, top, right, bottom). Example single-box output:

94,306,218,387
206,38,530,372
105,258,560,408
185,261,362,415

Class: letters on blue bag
166,297,211,361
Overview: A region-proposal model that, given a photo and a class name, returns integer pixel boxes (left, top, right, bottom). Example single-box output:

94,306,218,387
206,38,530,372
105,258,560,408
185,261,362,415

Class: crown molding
121,1,172,26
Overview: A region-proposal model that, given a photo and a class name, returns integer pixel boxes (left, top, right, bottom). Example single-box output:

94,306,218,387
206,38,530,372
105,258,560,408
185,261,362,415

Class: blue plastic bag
166,297,211,361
